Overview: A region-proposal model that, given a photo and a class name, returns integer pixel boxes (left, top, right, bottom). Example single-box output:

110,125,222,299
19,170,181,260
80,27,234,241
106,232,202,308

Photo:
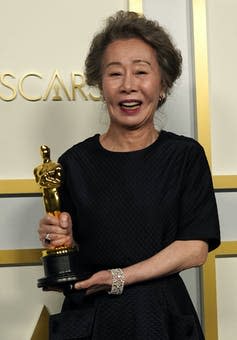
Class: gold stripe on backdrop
192,0,237,189
192,0,211,166
0,249,42,265
0,179,40,194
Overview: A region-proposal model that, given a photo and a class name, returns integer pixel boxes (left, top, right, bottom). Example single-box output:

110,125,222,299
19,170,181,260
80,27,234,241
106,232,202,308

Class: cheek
102,93,115,105
145,85,161,103
101,81,114,102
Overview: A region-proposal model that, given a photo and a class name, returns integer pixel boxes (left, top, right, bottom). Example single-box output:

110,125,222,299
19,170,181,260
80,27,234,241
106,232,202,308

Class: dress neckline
95,130,164,155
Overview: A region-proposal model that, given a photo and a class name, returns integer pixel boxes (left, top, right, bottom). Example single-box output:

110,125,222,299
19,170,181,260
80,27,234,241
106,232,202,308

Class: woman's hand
74,270,112,295
38,212,74,248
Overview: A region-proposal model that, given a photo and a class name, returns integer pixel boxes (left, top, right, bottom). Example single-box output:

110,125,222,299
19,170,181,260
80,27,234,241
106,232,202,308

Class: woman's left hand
74,270,112,295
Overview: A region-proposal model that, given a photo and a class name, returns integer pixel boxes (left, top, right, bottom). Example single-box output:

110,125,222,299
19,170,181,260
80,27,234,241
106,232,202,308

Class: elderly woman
38,11,220,340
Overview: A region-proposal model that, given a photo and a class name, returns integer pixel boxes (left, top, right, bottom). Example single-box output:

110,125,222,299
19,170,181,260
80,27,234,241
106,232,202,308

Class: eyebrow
133,59,151,66
105,59,151,68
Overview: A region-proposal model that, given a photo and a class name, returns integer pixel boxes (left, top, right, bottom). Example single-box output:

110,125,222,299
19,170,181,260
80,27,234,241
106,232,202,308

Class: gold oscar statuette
34,145,81,291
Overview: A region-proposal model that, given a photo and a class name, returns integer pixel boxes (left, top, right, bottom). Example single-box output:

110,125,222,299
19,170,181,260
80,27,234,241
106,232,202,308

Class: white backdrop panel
143,0,195,138
216,257,237,340
215,192,237,241
206,0,237,175
0,196,43,249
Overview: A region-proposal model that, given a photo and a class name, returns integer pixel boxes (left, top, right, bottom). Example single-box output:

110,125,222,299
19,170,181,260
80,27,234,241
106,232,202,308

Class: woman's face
101,38,164,130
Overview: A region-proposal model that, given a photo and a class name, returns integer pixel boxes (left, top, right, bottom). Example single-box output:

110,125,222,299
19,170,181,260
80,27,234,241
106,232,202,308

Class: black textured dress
49,130,220,340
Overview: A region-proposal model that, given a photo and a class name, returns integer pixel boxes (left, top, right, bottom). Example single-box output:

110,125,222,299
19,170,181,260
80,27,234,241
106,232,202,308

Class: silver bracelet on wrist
108,268,125,295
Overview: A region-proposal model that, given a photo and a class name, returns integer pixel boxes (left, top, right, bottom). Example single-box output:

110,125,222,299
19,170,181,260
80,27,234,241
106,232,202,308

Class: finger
38,213,68,240
74,279,92,290
38,217,59,234
74,274,101,289
43,225,69,236
59,212,72,229
42,213,60,226
74,271,111,290
86,285,110,295
38,224,56,243
49,235,74,248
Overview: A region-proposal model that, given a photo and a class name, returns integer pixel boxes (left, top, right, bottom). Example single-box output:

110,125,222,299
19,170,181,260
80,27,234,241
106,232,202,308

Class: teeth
121,101,141,107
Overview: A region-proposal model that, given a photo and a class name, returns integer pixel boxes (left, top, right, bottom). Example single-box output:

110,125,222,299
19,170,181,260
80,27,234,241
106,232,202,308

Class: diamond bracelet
108,268,125,295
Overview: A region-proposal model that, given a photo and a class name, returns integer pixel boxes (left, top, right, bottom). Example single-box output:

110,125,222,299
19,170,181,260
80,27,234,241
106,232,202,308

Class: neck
100,125,159,152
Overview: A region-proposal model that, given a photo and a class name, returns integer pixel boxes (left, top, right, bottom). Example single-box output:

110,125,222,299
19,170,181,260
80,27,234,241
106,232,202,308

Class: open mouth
119,100,142,110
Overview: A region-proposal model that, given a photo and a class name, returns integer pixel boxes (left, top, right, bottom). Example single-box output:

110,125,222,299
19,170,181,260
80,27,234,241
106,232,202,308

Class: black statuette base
38,247,85,292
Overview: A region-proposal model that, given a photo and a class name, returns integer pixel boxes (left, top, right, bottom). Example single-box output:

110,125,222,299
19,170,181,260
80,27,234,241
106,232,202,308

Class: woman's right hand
38,212,75,249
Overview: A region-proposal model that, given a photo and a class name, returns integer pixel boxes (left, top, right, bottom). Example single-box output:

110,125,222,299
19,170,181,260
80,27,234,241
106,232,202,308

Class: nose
120,72,136,93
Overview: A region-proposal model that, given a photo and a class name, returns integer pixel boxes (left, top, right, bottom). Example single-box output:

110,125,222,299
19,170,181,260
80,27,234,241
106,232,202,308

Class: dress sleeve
176,143,220,251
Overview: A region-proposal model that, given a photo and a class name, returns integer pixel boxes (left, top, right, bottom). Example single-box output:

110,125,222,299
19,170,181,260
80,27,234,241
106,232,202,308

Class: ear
159,91,166,102
160,79,168,96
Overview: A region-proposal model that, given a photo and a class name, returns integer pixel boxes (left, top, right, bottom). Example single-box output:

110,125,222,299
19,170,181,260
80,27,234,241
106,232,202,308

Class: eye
109,72,122,77
135,70,148,75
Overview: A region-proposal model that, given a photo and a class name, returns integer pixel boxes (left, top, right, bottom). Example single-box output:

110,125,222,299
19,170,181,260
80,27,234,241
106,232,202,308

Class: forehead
102,38,158,65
